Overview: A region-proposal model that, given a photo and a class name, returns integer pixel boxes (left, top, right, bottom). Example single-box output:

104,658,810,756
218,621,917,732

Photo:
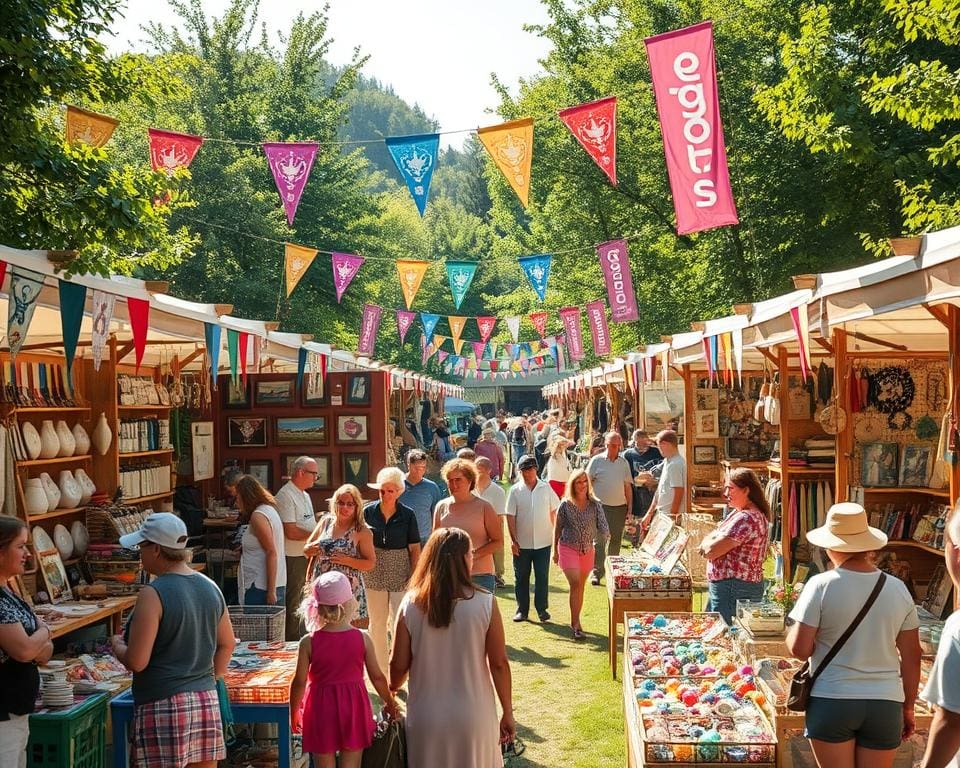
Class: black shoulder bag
787,572,886,712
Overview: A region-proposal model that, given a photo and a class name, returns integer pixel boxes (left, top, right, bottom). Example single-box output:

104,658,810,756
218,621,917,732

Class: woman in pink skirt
553,469,610,640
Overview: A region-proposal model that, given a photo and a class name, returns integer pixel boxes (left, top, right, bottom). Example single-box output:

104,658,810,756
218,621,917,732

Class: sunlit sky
106,0,554,147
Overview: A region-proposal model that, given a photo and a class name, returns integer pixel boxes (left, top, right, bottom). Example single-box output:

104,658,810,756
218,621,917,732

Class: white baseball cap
119,512,189,550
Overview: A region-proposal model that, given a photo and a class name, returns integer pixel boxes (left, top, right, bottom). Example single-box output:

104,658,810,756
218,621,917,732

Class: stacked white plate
41,674,74,707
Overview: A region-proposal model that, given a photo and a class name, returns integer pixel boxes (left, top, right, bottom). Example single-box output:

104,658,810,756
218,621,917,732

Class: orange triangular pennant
477,118,534,207
396,260,430,309
65,105,119,148
284,243,318,297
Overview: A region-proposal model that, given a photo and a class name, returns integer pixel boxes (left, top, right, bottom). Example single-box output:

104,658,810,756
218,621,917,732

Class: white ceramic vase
70,521,89,557
21,422,42,460
72,424,91,456
38,420,60,459
92,414,112,456
23,479,48,516
55,421,75,457
53,524,73,560
74,468,95,505
57,470,82,509
38,472,60,512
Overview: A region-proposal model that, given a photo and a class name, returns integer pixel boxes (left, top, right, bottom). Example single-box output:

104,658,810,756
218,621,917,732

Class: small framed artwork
245,460,273,489
693,445,718,465
282,454,332,489
695,388,719,411
276,417,328,446
302,375,327,406
38,551,72,604
336,414,369,444
860,442,899,487
223,377,250,409
342,452,370,487
255,378,295,406
694,409,719,439
228,417,268,448
345,373,371,406
899,443,932,487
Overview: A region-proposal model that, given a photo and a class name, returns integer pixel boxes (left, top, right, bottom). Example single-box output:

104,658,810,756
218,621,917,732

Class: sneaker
512,612,528,622
590,572,601,586
538,611,551,623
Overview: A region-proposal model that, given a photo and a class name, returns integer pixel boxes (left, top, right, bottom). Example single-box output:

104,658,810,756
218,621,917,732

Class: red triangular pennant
127,298,150,373
558,97,617,185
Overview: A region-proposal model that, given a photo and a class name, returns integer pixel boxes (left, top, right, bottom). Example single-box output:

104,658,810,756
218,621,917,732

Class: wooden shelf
118,449,174,459
766,463,834,476
123,491,174,505
17,455,93,467
26,507,87,522
886,540,944,556
1,406,90,413
864,487,951,499
117,405,173,411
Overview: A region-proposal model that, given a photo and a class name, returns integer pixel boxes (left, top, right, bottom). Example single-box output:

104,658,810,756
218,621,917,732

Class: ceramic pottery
74,469,95,505
23,479,48,517
72,423,91,455
53,524,73,560
38,472,60,512
55,421,75,457
57,470,82,509
92,414,112,456
38,420,60,459
70,521,89,557
21,422,42,460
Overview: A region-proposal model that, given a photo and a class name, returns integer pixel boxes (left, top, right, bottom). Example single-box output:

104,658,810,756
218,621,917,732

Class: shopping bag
361,714,406,768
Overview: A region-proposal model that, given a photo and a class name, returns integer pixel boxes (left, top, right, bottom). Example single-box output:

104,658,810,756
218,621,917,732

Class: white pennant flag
90,291,117,371
506,316,521,343
732,327,744,388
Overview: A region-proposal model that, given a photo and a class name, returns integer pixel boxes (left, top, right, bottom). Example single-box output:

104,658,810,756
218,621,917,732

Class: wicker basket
228,605,286,642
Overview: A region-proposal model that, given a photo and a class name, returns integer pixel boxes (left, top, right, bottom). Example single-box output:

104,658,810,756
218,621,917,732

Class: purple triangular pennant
262,142,319,226
331,252,365,303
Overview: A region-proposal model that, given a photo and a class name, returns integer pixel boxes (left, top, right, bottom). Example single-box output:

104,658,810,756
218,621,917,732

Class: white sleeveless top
240,503,287,593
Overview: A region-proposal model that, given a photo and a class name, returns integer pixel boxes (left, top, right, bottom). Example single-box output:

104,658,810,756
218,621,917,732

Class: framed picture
693,445,718,465
191,422,215,481
38,551,72,604
255,378,295,406
228,417,268,448
924,564,954,619
336,414,369,444
276,416,328,446
695,388,719,411
640,514,675,556
694,409,719,439
223,377,249,409
860,442,899,487
342,452,370,487
302,375,327,406
899,444,932,487
282,454,332,489
345,373,371,406
245,460,273,489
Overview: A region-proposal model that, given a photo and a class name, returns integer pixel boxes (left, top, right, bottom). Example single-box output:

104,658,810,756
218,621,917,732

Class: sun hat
805,502,888,553
313,571,354,606
518,455,538,471
119,512,189,550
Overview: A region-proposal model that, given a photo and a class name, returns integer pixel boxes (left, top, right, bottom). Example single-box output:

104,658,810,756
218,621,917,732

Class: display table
731,619,789,659
46,597,137,639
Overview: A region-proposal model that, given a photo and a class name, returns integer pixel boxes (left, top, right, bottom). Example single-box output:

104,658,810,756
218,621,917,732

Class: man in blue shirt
398,449,443,546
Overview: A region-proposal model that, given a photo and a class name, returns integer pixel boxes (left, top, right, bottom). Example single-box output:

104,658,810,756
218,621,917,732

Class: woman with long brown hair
303,484,375,628
697,467,771,623
390,528,515,767
235,475,287,606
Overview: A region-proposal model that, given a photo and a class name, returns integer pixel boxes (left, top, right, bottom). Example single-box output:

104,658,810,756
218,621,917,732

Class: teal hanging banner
421,313,440,340
385,133,440,216
518,254,552,301
227,329,239,386
445,261,478,310
58,281,87,386
204,322,221,389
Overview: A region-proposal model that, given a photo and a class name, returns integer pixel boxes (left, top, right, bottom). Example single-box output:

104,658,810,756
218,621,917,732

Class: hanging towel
789,483,799,540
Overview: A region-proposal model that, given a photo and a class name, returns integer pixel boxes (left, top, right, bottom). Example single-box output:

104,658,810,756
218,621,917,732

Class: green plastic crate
28,693,107,768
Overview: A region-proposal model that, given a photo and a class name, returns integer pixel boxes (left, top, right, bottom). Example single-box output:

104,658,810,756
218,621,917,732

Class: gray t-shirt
131,572,225,705
586,454,632,507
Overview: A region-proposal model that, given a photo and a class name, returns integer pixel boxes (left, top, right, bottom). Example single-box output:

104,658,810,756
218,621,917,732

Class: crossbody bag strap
810,572,886,683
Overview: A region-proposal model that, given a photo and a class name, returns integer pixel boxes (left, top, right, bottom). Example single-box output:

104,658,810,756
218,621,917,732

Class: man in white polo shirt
506,455,559,623
274,456,319,640
475,456,507,588
586,431,633,586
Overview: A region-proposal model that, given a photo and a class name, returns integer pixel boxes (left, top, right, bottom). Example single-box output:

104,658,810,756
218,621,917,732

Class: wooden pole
777,345,792,580
834,328,850,499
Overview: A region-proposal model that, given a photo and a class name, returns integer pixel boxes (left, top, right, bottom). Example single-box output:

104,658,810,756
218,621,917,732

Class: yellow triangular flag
448,316,466,345
284,243,318,297
396,260,430,309
453,338,464,355
65,105,119,148
477,118,534,207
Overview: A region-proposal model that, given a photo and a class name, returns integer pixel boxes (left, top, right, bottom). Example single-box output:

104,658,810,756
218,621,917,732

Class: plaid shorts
132,689,225,767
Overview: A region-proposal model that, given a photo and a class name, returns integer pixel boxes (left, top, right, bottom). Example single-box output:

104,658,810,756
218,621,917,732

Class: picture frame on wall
245,460,273,489
694,409,719,439
302,375,327,406
693,445,718,465
336,414,369,444
695,388,718,411
861,442,899,487
223,378,250,409
899,444,932,487
276,417,328,446
255,378,295,406
228,417,268,448
282,454,332,489
38,551,72,604
345,373,371,406
342,452,370,487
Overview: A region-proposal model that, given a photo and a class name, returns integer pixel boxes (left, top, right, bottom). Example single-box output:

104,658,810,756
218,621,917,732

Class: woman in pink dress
290,572,398,768
390,528,516,766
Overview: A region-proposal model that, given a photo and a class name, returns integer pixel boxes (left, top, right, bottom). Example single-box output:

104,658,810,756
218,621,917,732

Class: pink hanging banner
557,96,618,185
262,142,319,226
644,21,739,235
529,311,549,338
396,310,415,344
357,304,382,357
585,300,610,356
559,306,584,361
472,341,486,361
331,252,365,303
476,316,496,343
148,128,204,174
597,239,639,322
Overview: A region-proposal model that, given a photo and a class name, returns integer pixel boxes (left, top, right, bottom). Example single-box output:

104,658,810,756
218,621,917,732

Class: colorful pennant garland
58,281,87,385
358,304,382,357
65,105,119,148
7,267,45,359
519,254,552,301
284,243,318,297
585,300,610,356
127,297,150,374
90,290,116,372
148,128,204,174
529,311,549,338
262,142,319,226
385,134,440,216
597,240,639,322
396,310,416,344
476,316,496,343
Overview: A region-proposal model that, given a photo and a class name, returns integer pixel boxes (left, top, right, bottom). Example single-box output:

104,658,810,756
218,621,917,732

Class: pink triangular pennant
331,252,365,303
262,142,319,226
396,310,416,343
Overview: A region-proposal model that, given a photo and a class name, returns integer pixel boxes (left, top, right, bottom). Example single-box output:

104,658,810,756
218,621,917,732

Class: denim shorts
472,574,496,592
244,585,286,607
804,696,903,750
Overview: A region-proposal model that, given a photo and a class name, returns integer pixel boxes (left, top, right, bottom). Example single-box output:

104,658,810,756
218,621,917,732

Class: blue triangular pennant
385,133,440,216
445,261,478,310
204,322,221,389
518,254,552,301
421,312,440,340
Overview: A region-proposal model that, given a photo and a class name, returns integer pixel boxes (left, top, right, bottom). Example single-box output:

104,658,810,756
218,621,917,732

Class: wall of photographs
215,371,389,512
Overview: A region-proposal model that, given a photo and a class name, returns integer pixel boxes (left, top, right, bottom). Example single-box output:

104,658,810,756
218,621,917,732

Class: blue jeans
708,578,764,624
472,574,496,592
245,585,287,607
513,546,551,617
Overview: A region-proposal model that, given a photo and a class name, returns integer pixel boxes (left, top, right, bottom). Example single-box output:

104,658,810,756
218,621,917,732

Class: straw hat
806,502,888,553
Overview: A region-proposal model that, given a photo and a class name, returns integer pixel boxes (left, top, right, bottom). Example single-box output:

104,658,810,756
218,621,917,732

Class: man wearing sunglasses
275,456,320,639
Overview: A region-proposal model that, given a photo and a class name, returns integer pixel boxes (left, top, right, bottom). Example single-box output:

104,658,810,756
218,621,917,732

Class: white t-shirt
274,481,316,557
544,454,572,484
476,481,506,516
655,455,686,515
789,568,919,701
505,480,559,550
921,609,960,767
240,504,288,591
586,454,631,507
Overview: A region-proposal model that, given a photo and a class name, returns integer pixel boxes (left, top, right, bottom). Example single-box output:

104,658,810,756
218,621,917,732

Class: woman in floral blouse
698,467,771,624
553,469,609,640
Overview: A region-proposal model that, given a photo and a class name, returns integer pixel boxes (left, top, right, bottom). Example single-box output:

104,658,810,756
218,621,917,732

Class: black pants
513,546,551,616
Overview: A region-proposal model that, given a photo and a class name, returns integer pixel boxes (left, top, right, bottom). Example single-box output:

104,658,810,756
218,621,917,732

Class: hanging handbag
787,572,886,712
361,711,407,768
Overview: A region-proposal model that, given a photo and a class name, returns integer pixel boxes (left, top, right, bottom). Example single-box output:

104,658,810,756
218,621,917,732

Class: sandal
572,627,585,640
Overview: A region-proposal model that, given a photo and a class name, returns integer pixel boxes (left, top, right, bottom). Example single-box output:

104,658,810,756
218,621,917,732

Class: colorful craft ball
746,690,766,707
688,725,705,739
736,682,756,698
683,663,701,675
652,614,668,628
701,729,722,743
673,745,694,761
642,679,658,691
647,565,663,574
719,661,737,675
701,666,717,675
681,690,699,707
740,665,754,676
650,690,665,699
700,692,718,704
